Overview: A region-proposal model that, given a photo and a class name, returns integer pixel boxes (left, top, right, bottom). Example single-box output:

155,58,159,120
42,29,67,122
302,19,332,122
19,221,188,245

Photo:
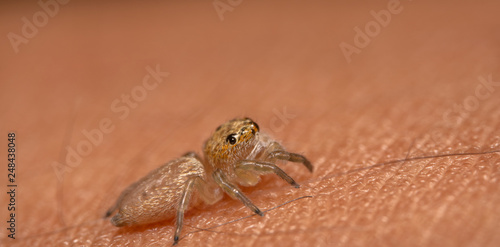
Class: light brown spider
105,117,313,245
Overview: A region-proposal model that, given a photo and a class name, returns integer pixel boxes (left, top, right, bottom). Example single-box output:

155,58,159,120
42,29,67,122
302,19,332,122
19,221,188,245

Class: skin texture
1,0,500,246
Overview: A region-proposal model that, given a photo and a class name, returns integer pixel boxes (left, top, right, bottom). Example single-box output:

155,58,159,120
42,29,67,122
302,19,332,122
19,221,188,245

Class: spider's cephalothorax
203,118,260,175
105,117,313,245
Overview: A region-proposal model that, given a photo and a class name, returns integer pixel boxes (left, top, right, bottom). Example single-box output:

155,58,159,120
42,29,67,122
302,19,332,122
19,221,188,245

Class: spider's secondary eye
226,134,237,145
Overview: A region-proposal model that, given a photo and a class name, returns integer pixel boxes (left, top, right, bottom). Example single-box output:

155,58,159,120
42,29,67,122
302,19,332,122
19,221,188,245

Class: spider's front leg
234,160,300,188
266,150,313,172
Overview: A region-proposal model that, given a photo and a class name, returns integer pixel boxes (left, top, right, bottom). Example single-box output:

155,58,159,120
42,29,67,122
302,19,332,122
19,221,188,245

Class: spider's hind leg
174,177,196,245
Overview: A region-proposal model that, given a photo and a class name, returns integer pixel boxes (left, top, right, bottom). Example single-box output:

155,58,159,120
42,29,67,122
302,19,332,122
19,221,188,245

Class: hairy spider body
105,118,313,245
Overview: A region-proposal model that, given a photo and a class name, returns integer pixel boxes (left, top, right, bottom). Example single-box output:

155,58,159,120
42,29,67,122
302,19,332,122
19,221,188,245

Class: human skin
1,0,500,246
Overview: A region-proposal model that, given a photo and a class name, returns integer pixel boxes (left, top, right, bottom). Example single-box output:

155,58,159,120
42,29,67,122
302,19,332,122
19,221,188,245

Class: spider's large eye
226,134,237,145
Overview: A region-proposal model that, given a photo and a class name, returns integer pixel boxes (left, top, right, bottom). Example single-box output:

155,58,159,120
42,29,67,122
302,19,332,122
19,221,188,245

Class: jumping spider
105,117,313,245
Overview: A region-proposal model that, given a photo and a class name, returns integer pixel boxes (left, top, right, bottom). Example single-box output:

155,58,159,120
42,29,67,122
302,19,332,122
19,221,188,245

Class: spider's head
216,117,260,146
204,117,260,166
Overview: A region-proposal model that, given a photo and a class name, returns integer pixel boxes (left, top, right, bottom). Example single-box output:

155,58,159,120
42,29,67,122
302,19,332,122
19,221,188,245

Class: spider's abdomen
111,156,205,226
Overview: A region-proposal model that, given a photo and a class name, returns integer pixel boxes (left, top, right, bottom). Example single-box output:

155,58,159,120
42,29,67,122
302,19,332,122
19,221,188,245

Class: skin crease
1,1,500,247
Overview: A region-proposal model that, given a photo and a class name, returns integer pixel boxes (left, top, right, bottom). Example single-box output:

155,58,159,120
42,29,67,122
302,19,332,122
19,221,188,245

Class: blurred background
1,0,500,246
